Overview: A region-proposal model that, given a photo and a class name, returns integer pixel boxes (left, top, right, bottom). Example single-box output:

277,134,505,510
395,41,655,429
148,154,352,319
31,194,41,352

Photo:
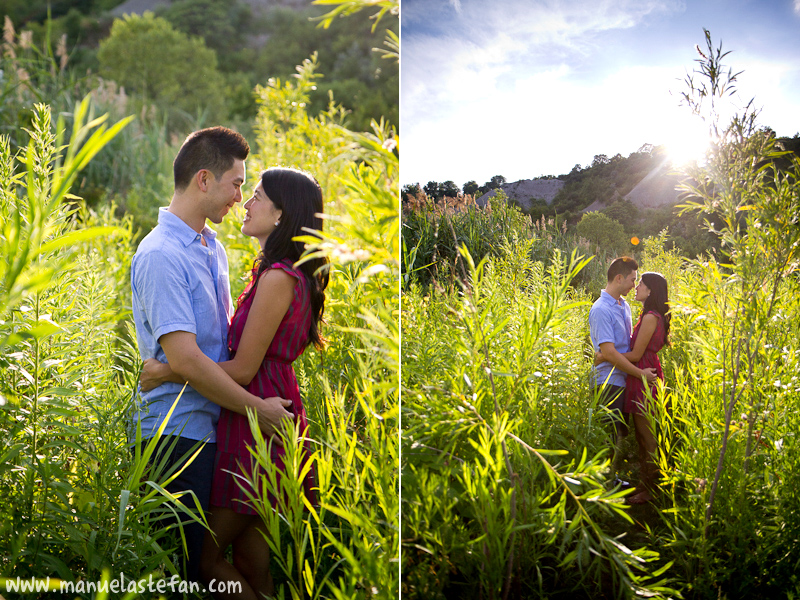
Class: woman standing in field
596,272,670,505
141,167,328,598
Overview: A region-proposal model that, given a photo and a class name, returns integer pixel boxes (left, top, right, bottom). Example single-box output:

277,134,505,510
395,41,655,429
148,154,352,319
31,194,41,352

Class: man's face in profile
621,270,637,296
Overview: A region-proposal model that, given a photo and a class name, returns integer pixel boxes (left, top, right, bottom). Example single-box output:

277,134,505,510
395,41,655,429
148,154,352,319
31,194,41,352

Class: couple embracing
589,256,671,505
130,127,327,596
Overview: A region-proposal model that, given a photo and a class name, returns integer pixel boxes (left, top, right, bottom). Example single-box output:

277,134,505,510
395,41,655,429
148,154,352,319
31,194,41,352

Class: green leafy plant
402,241,680,599
97,12,226,125
0,97,207,596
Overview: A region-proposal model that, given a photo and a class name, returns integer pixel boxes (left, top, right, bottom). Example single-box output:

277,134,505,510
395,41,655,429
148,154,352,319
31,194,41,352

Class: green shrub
97,13,226,125
576,211,628,255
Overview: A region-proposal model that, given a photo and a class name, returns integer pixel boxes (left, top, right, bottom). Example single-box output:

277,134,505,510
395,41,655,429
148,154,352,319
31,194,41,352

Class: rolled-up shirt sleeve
590,307,613,351
132,250,197,347
592,310,616,348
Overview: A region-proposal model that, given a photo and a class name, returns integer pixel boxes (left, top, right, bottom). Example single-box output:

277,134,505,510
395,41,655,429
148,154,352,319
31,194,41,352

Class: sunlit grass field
0,2,398,598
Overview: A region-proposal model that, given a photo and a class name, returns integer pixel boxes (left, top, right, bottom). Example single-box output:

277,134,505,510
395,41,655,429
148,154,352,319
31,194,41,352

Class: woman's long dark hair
640,271,670,343
243,167,329,349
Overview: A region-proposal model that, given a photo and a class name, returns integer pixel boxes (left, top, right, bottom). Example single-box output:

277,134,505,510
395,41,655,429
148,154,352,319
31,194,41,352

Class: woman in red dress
141,167,328,598
596,272,670,504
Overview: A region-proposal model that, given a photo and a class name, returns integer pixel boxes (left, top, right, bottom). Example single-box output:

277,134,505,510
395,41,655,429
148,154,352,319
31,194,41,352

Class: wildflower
382,136,397,153
631,236,640,245
56,34,68,70
3,15,15,45
4,16,16,59
19,30,32,50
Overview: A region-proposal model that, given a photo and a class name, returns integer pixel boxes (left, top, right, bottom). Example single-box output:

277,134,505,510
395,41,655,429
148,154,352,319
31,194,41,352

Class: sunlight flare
663,113,711,166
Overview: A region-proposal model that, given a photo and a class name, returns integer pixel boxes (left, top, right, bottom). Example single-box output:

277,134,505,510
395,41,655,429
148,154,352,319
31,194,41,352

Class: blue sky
401,0,800,187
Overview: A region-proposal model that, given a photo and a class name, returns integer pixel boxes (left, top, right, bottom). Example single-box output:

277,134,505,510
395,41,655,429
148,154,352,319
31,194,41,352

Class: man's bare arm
598,342,657,383
159,330,294,436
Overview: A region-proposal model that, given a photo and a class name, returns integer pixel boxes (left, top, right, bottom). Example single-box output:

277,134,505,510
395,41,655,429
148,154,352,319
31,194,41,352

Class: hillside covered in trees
402,133,800,258
2,0,398,133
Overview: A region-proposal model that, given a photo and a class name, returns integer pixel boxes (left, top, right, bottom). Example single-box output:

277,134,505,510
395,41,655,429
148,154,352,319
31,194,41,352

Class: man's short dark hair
607,256,638,282
173,127,249,191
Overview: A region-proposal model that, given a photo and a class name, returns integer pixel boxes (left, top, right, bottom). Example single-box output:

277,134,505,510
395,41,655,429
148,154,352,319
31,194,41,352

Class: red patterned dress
210,261,316,515
624,311,666,415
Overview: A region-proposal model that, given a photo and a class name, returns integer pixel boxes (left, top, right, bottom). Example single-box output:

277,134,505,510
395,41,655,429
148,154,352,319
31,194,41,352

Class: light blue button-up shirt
589,290,632,388
130,208,234,442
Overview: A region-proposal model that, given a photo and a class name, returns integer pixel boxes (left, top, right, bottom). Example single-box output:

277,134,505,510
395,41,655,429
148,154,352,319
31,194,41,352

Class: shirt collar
600,289,626,307
158,207,218,247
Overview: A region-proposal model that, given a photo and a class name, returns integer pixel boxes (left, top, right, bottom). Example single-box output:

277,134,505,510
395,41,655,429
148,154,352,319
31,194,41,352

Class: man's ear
195,169,212,192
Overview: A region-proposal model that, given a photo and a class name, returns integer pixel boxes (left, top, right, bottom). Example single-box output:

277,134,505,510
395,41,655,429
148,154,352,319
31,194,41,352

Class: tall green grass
0,99,191,596
0,1,398,597
214,43,399,599
401,30,800,599
401,190,641,295
402,241,680,599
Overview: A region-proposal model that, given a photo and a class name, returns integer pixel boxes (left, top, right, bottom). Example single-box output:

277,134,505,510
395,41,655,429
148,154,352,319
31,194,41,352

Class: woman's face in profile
242,181,282,244
634,280,651,303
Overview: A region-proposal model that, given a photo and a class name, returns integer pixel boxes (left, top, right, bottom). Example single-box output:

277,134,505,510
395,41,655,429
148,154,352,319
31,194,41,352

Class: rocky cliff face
623,158,683,209
477,178,565,210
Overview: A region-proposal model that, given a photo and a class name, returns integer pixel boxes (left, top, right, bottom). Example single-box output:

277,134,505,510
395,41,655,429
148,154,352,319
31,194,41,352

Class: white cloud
795,0,800,16
403,62,703,185
728,56,800,135
445,0,684,51
399,0,800,188
402,1,688,184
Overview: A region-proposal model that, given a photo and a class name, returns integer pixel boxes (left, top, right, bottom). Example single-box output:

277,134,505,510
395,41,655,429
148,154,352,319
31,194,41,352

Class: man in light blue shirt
132,207,233,442
130,127,294,582
589,257,656,471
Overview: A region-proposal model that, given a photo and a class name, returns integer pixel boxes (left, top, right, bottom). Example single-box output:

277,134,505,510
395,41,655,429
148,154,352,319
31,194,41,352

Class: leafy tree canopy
486,174,506,190
440,180,460,198
237,5,398,130
156,0,252,59
402,183,421,201
97,12,226,123
463,180,479,196
424,181,441,200
576,211,627,252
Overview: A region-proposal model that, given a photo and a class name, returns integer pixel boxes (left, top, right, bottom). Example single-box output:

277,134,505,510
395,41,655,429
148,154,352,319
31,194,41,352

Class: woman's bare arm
140,268,297,390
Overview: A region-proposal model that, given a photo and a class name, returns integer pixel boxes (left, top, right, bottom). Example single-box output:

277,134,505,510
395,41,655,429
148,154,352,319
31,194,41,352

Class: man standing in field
589,256,656,475
130,127,294,582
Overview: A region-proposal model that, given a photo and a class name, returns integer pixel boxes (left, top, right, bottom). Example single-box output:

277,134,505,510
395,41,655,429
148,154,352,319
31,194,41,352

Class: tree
248,6,398,132
97,12,226,122
487,174,506,190
576,211,627,252
156,0,252,58
439,180,459,198
463,180,479,196
424,181,441,200
602,199,639,231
